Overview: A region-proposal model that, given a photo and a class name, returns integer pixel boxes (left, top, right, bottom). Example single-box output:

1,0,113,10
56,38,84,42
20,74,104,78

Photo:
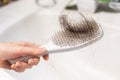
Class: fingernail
36,48,46,54
33,59,39,65
28,58,36,65
16,62,22,68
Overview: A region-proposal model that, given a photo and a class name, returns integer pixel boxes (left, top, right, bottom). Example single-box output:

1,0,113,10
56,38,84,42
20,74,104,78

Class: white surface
37,0,55,7
94,12,120,27
0,69,16,80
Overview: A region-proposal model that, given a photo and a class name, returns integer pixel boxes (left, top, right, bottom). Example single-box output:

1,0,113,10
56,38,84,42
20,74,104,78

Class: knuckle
18,41,31,47
22,42,30,47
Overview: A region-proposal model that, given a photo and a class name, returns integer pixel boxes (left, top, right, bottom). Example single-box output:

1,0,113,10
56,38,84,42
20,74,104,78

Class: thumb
15,47,46,56
6,47,46,60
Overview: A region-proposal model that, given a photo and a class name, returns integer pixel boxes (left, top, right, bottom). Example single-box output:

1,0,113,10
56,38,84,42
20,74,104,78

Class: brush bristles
52,11,101,47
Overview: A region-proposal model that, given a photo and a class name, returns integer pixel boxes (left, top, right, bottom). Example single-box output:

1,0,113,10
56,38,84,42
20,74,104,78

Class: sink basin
1,11,120,80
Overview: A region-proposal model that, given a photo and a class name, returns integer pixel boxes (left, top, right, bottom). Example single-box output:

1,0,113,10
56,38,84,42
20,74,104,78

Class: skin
0,42,49,72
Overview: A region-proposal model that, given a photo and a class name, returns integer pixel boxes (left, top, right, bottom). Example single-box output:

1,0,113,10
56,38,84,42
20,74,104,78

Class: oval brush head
52,10,102,47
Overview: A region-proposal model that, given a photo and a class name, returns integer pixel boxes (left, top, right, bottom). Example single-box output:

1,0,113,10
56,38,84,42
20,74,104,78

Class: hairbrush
9,11,103,64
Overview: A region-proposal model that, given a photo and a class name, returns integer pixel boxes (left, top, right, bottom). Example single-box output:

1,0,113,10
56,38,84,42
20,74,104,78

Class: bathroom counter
0,69,16,80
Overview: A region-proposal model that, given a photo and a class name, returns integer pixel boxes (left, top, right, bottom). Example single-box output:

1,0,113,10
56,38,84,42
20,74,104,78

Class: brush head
52,11,102,47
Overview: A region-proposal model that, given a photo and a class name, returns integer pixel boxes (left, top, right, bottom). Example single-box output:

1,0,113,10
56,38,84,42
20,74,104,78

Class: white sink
0,11,120,80
0,69,16,80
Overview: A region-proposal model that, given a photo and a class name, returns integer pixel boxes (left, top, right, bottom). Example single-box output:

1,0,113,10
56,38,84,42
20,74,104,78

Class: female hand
0,42,49,72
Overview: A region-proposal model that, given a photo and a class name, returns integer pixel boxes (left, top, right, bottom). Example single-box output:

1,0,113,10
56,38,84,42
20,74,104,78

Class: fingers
0,41,49,72
11,58,40,72
28,58,40,65
11,62,26,72
0,41,47,58
1,42,47,60
10,55,49,72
